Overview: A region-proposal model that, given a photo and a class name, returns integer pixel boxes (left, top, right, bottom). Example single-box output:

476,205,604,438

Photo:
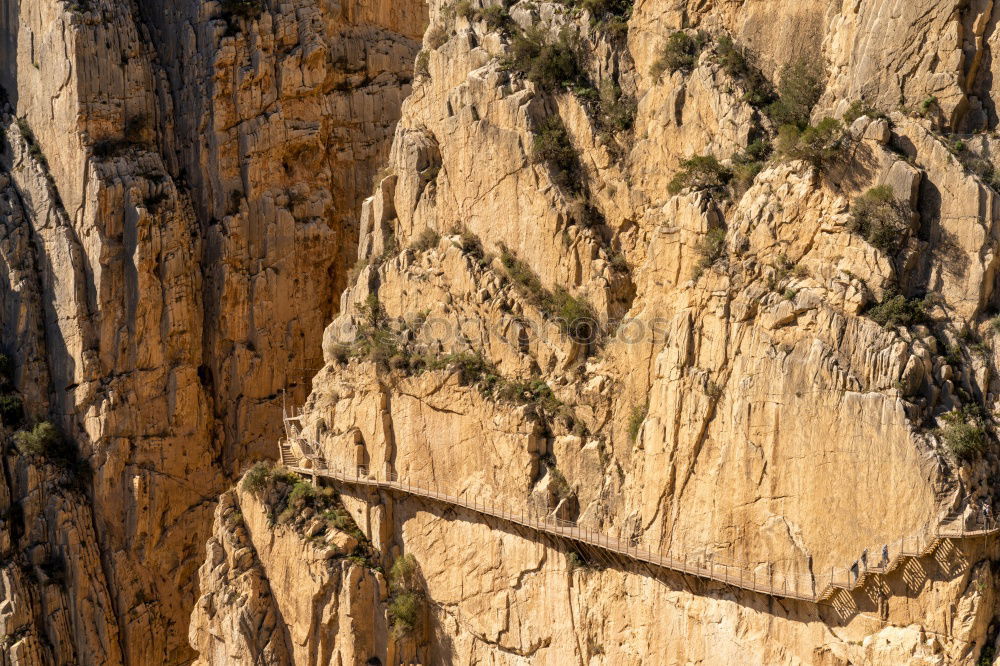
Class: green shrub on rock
243,461,273,493
865,293,929,329
14,422,65,458
714,35,775,108
627,402,647,442
651,31,706,78
507,27,584,91
668,155,731,196
849,186,909,254
766,57,825,129
388,554,423,638
775,118,845,170
938,408,987,460
532,115,583,192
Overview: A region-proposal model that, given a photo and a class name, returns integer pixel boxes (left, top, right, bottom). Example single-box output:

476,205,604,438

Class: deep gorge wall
6,0,1000,664
198,0,1000,663
0,0,424,663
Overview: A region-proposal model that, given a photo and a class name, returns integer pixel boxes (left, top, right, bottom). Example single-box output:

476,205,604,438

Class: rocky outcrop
190,484,392,666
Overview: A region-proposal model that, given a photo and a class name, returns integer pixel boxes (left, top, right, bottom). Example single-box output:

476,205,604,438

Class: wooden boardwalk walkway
278,437,998,604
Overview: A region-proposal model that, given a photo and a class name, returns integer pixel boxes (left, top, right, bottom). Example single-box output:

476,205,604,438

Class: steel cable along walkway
278,438,998,603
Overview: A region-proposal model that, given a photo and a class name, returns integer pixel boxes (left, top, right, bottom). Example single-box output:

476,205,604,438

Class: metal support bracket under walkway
278,437,998,604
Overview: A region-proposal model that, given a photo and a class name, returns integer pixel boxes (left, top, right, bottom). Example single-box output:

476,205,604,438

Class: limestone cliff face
7,0,1000,664
189,484,397,666
194,0,1000,663
0,0,423,663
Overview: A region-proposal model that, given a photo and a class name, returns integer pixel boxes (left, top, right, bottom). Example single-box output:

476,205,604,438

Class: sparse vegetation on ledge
499,245,597,343
532,115,583,193
506,26,586,92
410,228,441,253
693,227,727,279
668,155,732,197
388,554,424,638
627,401,647,442
452,2,513,33
714,35,775,108
937,407,988,460
864,293,929,329
561,0,633,38
848,186,909,254
242,461,376,562
431,351,563,414
765,57,825,130
328,293,565,416
651,31,707,78
14,117,69,215
774,117,845,170
13,421,87,482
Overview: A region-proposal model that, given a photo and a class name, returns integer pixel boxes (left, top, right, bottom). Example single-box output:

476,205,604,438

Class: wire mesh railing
278,434,998,602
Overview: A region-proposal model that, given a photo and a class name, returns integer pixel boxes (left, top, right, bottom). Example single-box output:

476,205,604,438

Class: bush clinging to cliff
388,554,423,638
14,422,64,458
766,57,825,129
938,408,988,460
865,293,929,329
849,186,909,254
729,139,772,195
775,118,845,170
507,26,584,91
651,31,706,78
714,35,775,108
13,422,87,482
243,461,273,494
410,228,441,252
532,115,583,192
499,246,597,343
597,81,637,133
627,402,647,442
668,155,732,196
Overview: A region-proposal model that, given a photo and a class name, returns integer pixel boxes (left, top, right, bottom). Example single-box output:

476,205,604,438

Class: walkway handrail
281,440,999,603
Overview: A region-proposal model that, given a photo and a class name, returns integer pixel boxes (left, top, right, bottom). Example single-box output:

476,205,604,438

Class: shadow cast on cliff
338,485,989,635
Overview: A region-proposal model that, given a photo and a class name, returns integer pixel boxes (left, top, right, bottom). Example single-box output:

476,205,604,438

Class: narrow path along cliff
10,0,1000,664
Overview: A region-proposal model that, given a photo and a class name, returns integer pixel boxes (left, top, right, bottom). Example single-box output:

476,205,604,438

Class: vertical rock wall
0,0,425,662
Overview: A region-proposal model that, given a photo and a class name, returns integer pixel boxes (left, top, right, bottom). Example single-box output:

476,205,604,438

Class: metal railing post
273,404,993,607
